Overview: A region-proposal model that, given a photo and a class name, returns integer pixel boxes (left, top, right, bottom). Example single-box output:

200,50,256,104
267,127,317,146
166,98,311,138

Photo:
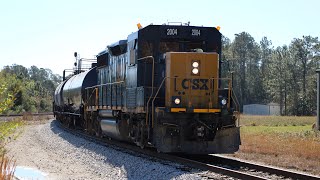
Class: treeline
222,33,320,115
0,65,61,114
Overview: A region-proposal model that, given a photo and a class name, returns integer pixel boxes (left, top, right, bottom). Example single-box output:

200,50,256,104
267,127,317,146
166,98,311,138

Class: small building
243,103,280,115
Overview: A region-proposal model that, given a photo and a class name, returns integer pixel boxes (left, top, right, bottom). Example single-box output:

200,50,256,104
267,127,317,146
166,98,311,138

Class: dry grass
0,119,24,180
22,112,53,125
230,115,320,175
0,154,15,180
0,114,52,180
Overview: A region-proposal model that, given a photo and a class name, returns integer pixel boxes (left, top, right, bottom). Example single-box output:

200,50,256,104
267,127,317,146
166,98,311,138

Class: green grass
239,115,318,139
0,120,24,155
240,115,315,126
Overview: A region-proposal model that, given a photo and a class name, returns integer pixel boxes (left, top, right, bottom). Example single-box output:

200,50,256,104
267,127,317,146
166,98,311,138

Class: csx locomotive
53,24,241,154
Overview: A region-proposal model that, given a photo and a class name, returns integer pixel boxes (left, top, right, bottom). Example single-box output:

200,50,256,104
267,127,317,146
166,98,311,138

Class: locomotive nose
165,52,219,111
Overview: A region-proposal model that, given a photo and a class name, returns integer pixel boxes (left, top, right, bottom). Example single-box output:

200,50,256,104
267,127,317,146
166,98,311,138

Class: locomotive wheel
72,117,76,129
84,112,94,135
63,116,71,127
94,119,102,138
135,120,146,149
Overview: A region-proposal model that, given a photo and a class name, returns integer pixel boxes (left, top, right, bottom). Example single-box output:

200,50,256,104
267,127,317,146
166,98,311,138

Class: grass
0,154,15,180
239,115,315,126
0,120,24,152
231,115,320,175
0,119,24,180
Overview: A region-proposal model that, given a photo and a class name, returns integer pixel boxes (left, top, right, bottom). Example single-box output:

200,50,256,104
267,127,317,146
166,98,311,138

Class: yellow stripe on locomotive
165,52,220,112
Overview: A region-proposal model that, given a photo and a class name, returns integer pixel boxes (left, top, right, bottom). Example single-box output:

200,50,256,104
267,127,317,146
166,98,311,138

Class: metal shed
243,103,280,115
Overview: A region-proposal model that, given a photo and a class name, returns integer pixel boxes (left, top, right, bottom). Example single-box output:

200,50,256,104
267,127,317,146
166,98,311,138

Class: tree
268,46,289,115
0,73,16,114
0,64,62,114
230,32,261,111
289,36,319,115
260,37,273,102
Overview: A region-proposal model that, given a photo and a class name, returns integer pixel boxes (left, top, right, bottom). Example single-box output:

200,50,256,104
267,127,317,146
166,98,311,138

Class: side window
102,67,107,84
159,41,179,53
121,55,126,81
140,41,153,58
129,39,137,65
97,70,101,84
185,41,204,52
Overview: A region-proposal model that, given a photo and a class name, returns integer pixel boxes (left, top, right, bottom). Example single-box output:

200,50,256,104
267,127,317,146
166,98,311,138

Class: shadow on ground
49,120,198,179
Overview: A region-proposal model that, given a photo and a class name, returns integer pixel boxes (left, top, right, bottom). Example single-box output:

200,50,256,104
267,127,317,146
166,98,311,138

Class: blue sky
0,0,319,75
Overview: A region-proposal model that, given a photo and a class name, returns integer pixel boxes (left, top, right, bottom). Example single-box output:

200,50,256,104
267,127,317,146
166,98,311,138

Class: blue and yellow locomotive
54,24,240,154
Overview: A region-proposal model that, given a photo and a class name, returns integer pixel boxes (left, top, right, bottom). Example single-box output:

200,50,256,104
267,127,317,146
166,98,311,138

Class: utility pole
316,69,320,131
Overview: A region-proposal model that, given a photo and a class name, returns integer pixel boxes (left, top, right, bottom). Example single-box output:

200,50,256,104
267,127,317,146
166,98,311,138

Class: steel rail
208,154,320,180
0,112,53,117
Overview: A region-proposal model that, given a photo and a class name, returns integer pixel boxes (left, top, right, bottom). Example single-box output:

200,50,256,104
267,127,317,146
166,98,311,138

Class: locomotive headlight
192,68,199,75
192,61,199,68
221,98,227,105
174,98,181,105
191,61,200,75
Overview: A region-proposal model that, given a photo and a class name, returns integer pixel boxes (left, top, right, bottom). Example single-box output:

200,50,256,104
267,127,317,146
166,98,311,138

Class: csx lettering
181,79,209,90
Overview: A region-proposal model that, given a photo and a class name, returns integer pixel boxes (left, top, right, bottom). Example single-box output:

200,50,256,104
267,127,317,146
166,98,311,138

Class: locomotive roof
127,24,221,41
140,24,220,30
107,40,127,49
101,24,221,56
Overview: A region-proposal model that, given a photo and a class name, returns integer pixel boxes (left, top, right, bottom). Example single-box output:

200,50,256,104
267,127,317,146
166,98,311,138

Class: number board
160,26,206,39
167,28,178,36
191,29,201,36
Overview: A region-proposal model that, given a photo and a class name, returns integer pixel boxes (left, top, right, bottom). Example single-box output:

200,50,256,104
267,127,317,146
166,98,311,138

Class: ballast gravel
6,120,226,179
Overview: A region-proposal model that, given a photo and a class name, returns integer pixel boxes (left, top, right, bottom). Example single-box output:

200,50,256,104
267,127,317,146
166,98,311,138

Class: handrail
151,77,169,128
85,81,125,90
231,89,241,125
95,87,98,107
228,79,232,109
136,56,154,127
85,87,97,106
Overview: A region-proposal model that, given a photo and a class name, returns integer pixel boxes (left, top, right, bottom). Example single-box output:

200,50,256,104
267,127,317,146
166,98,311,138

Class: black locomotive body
54,24,241,154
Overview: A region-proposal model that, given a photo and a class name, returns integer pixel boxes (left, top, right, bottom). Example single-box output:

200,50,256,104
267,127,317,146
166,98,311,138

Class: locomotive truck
53,24,241,154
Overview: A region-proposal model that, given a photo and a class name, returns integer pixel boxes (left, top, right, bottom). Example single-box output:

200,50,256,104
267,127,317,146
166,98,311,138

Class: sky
0,0,319,75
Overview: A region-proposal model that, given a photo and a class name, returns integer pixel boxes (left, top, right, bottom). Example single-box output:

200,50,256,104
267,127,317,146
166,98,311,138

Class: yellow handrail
151,77,169,128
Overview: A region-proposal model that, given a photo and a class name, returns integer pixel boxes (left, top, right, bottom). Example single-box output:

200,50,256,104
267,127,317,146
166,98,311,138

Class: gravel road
6,120,227,180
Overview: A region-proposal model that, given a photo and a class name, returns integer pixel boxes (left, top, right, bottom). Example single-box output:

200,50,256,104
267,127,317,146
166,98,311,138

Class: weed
0,118,23,179
0,154,16,180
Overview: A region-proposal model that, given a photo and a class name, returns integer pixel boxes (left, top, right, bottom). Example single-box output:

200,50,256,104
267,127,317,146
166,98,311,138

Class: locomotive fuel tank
62,67,97,112
99,110,129,141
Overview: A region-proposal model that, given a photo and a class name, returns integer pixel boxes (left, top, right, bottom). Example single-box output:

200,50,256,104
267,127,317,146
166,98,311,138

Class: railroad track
178,154,320,180
56,120,320,180
0,112,53,117
0,112,53,121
